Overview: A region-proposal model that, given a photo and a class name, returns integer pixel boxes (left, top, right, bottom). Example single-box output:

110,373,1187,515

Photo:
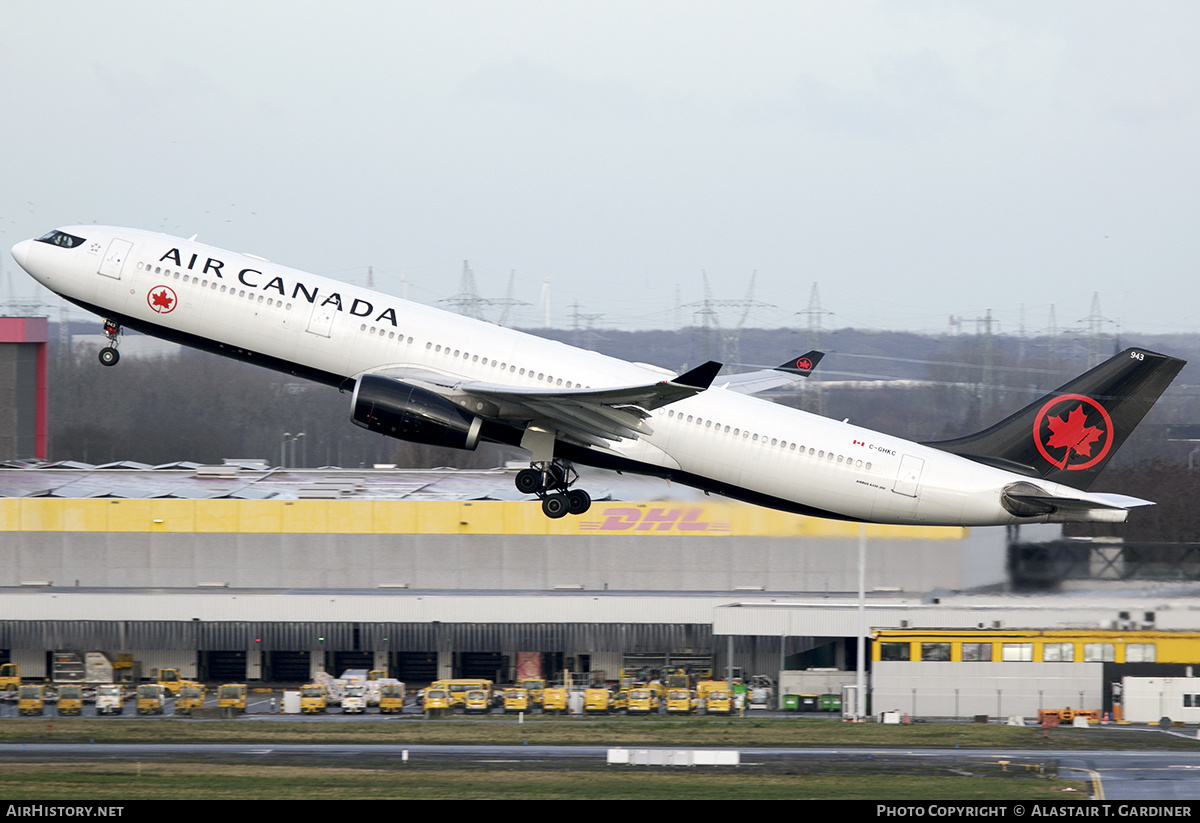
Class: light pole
856,523,866,721
291,432,305,469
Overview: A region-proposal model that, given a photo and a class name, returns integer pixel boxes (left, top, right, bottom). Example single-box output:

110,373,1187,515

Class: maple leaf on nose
1046,404,1104,457
151,290,174,310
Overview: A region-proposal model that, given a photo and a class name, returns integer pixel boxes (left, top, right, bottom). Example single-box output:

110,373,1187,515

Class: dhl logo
577,507,730,534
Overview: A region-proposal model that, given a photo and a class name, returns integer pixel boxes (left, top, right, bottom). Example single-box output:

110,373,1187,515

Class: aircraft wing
368,361,723,447
719,351,824,395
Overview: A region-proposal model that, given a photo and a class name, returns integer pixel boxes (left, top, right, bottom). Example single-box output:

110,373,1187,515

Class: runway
2,742,1198,800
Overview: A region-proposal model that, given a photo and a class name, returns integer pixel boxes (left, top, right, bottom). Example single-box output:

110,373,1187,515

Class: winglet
774,351,824,377
672,360,723,389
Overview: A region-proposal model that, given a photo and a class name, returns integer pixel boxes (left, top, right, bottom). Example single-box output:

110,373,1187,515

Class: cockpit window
36,230,86,248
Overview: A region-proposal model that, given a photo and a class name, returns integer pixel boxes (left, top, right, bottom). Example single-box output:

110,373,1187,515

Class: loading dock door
202,650,247,682
267,651,311,683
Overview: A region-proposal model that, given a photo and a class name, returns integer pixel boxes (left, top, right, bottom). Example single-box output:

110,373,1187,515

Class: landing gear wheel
566,488,591,515
515,469,543,495
521,455,592,519
542,493,569,519
99,347,120,367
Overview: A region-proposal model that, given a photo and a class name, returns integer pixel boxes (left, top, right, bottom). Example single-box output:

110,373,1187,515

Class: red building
0,317,47,460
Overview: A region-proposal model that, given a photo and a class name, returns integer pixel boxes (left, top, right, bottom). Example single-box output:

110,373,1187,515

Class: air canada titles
158,247,400,327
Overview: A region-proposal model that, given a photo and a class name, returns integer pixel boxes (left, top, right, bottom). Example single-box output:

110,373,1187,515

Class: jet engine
351,374,482,450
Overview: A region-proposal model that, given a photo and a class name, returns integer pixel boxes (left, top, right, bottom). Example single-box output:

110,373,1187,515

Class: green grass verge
0,717,1176,798
0,762,1088,801
3,715,1194,750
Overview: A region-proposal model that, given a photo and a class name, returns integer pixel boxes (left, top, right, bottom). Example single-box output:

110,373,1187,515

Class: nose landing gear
98,319,121,367
515,459,592,519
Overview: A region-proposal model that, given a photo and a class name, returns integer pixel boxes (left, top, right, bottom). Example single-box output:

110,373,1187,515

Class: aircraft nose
10,239,32,271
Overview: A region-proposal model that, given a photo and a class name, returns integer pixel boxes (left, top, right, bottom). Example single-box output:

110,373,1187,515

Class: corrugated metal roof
0,464,682,503
4,586,1199,638
0,583,1195,654
714,588,1200,635
0,620,712,653
0,590,741,625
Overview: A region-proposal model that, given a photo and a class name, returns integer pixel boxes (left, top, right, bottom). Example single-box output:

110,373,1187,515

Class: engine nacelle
351,375,483,450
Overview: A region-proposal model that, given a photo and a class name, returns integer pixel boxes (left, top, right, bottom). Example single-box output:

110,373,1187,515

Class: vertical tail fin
926,348,1185,490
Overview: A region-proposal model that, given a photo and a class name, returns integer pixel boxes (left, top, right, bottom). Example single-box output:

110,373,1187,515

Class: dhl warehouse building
3,460,1200,718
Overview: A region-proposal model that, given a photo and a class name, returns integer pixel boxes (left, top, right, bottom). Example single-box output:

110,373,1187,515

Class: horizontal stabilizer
1000,481,1152,523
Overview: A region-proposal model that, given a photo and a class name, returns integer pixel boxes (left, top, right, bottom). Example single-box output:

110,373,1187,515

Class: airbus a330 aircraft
10,226,1186,525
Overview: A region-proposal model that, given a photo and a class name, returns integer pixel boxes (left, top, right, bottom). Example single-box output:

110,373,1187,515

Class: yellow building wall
872,629,1200,665
0,498,966,539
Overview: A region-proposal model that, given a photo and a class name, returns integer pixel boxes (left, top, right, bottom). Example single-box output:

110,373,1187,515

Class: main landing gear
515,459,591,519
98,319,121,367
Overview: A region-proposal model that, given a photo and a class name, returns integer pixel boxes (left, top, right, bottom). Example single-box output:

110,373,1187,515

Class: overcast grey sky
3,1,1199,337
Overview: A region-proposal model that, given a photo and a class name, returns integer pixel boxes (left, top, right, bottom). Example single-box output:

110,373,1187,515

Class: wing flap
522,399,649,441
463,360,722,411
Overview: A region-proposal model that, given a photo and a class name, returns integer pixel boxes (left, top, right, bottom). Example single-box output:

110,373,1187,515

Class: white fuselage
11,226,1108,526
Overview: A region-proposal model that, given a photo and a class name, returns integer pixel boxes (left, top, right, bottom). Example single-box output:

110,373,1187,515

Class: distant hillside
34,321,1200,472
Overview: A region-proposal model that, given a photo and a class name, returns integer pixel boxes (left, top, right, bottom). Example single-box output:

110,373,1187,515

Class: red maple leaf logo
151,290,174,310
1045,404,1104,457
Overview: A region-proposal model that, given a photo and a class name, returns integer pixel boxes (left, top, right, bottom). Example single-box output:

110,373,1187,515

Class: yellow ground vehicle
56,684,83,715
703,689,733,715
379,683,406,714
428,679,493,710
663,667,693,690
156,668,186,696
341,682,368,714
300,684,328,713
520,679,546,707
1037,708,1100,724
542,687,568,714
136,684,166,715
0,663,20,691
18,684,44,716
697,680,731,714
217,683,247,713
96,683,124,715
368,669,388,681
612,689,628,712
423,687,452,714
503,688,530,713
463,688,491,714
666,688,698,714
626,687,658,715
176,684,206,715
584,687,612,714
